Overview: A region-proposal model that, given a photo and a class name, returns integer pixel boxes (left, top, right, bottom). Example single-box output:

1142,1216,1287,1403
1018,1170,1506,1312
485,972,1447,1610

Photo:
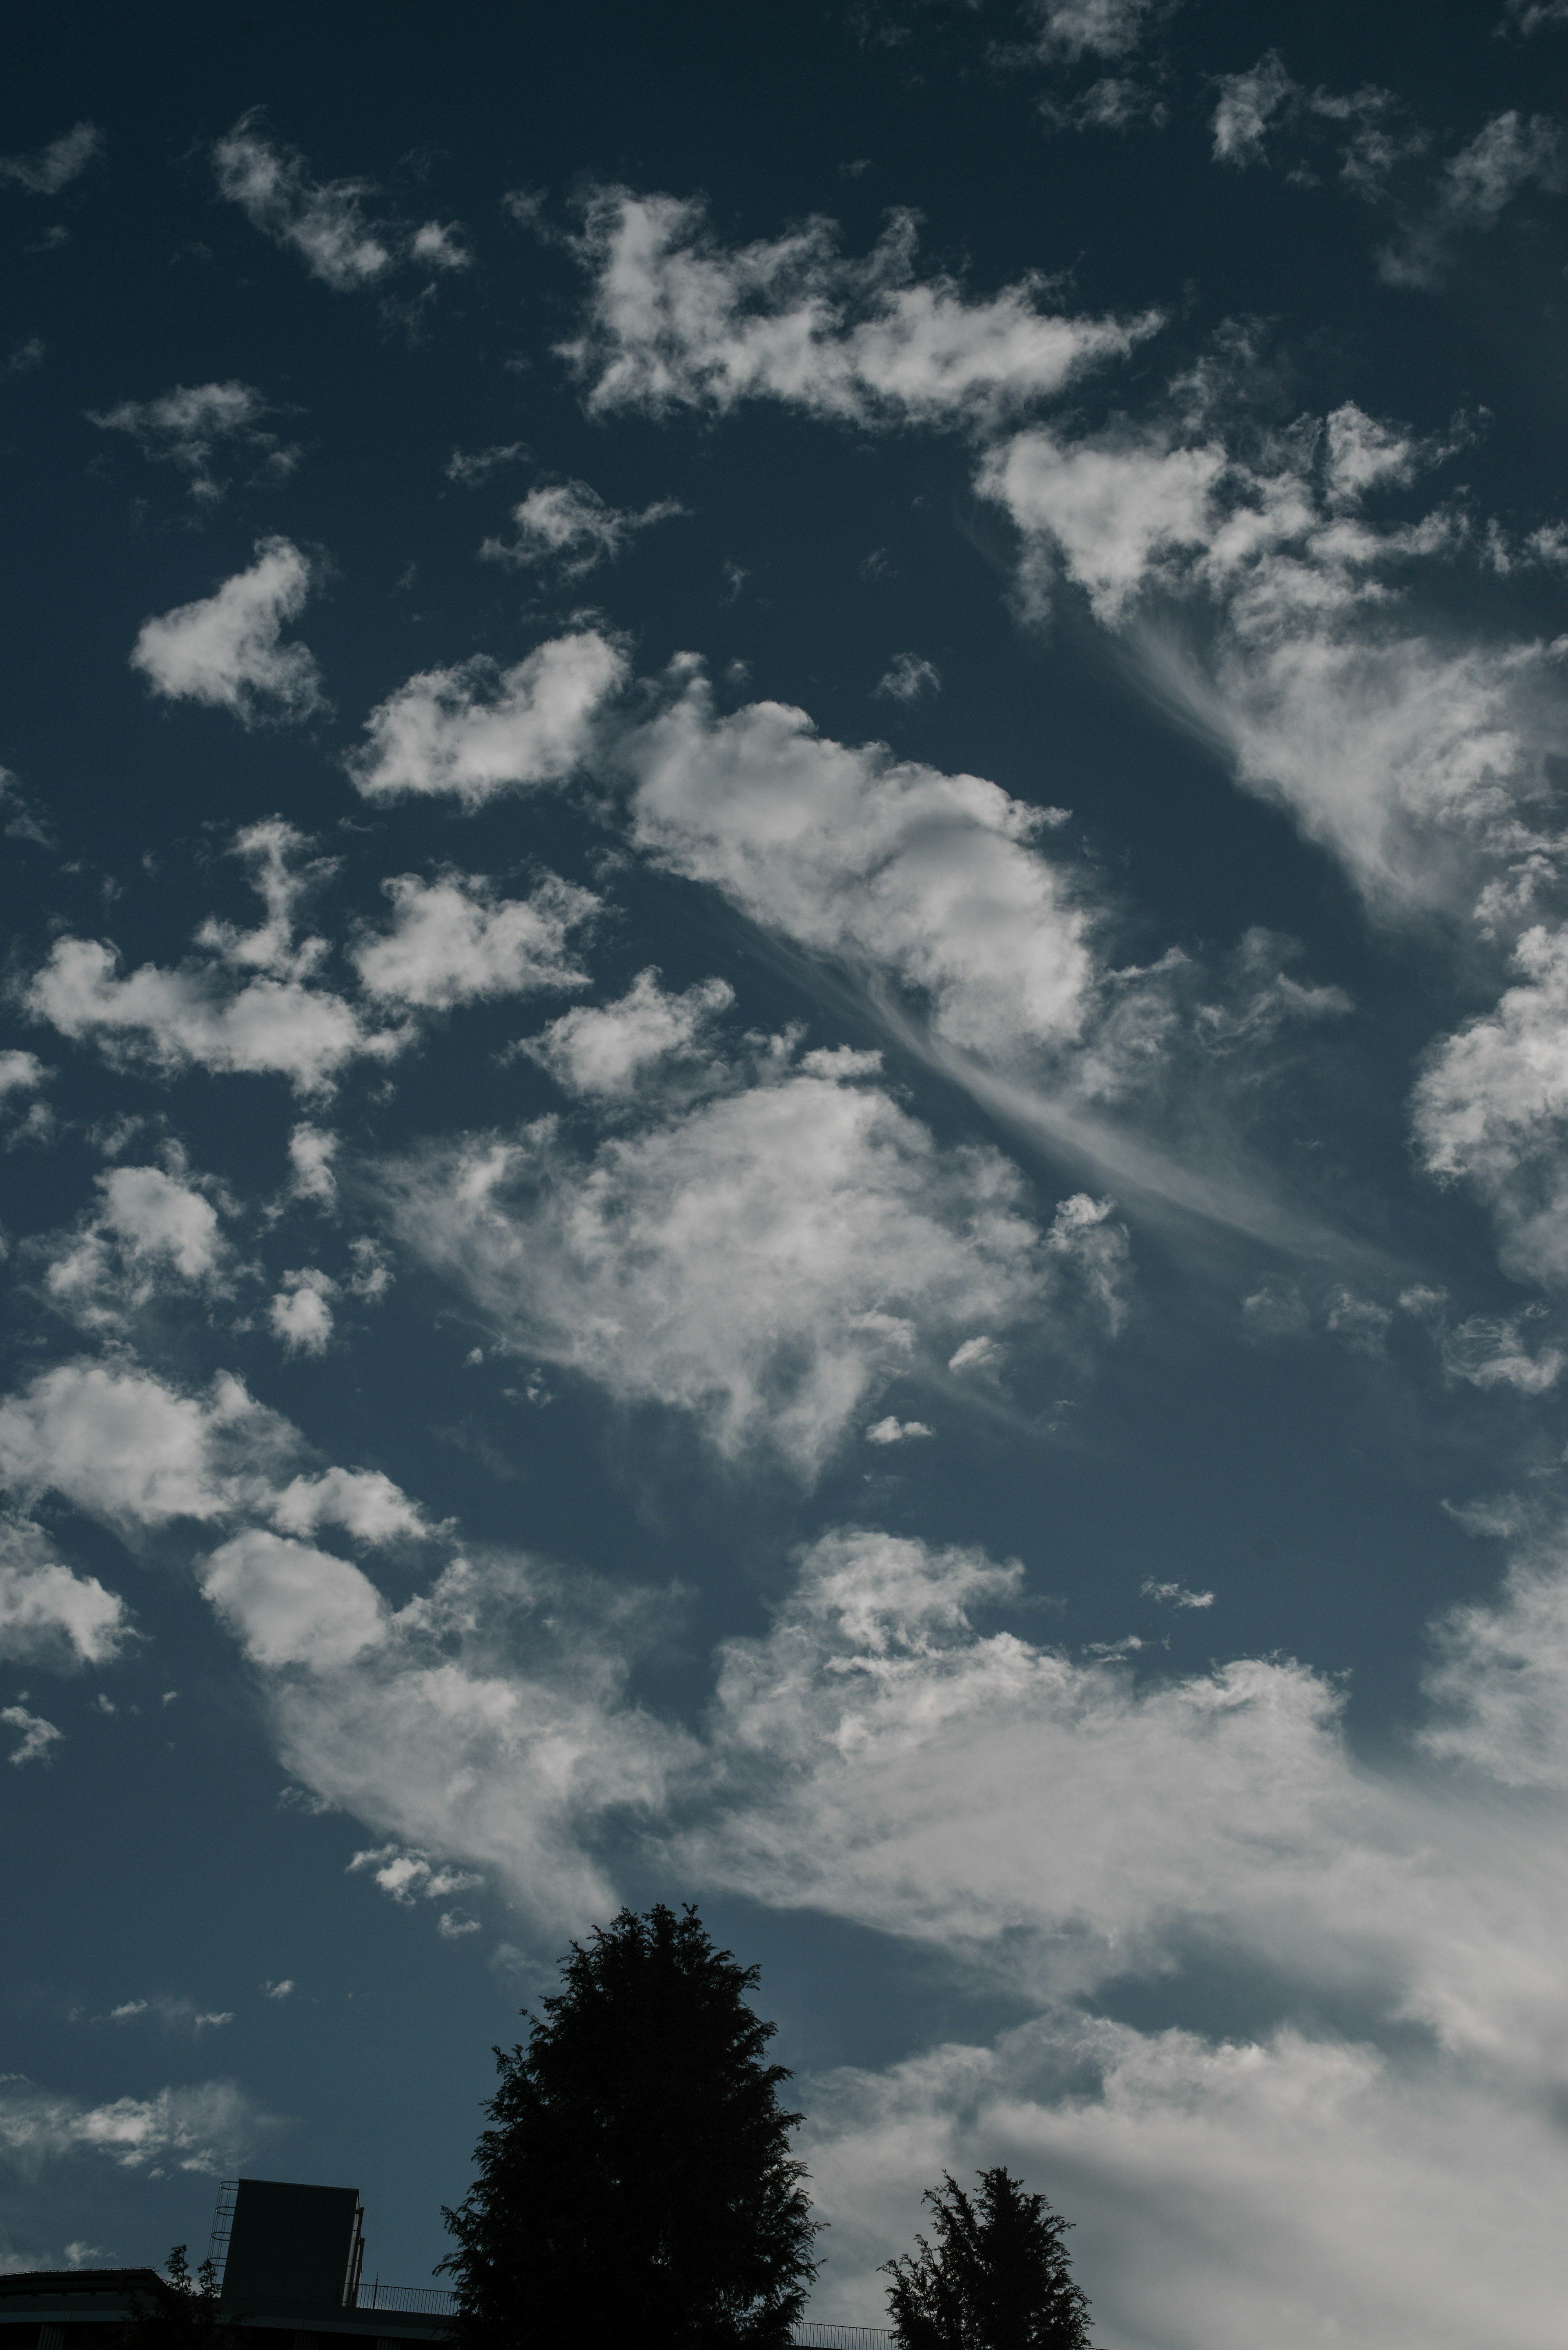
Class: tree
440,1902,820,2350
882,2169,1094,2350
121,2245,245,2350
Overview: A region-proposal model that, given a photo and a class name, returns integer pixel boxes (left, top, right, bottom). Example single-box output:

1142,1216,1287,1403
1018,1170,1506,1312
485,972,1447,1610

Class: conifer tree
441,1903,819,2350
882,2169,1093,2350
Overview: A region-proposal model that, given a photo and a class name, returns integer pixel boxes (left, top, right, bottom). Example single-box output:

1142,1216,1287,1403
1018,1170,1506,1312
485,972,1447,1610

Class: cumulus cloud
268,1466,427,1545
1,1705,62,1767
1025,0,1158,58
979,396,1568,916
130,537,325,724
0,1516,129,1668
350,870,598,1009
1381,110,1568,286
0,123,102,196
0,1360,294,1532
27,819,408,1096
212,113,466,290
1211,51,1299,166
350,633,626,806
269,1269,336,1357
561,188,1161,428
865,1416,933,1444
42,1162,230,1329
0,2074,273,2175
1412,927,1568,1284
87,382,297,504
520,969,735,1099
347,1843,481,1904
381,1063,1053,1474
286,1124,337,1206
622,668,1091,1061
480,479,684,574
200,1528,386,1670
873,652,941,702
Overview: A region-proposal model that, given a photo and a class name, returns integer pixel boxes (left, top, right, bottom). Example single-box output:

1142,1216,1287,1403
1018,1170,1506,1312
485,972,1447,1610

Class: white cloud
0,123,102,196
1442,1312,1564,1393
480,479,684,574
1,1705,62,1767
873,653,941,702
0,2074,273,2176
1141,1576,1214,1607
87,382,296,504
269,1269,336,1356
0,1052,48,1099
350,632,627,806
43,1163,229,1329
286,1124,337,1206
1421,1538,1568,1786
1211,51,1298,167
0,1360,293,1532
1025,0,1158,58
622,669,1091,1062
269,1467,426,1546
801,2009,1568,2350
381,1064,1052,1474
27,935,403,1095
408,220,470,271
865,1416,934,1444
347,1843,481,1904
129,537,324,725
1506,0,1568,28
0,1515,129,1668
350,870,597,1009
520,969,734,1099
200,1528,386,1670
1412,927,1568,1284
212,114,394,289
1381,111,1568,287
561,189,1161,428
445,442,528,485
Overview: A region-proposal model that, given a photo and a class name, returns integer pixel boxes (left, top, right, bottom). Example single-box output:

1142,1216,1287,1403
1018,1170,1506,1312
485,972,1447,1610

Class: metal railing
353,2283,458,2317
791,2328,893,2349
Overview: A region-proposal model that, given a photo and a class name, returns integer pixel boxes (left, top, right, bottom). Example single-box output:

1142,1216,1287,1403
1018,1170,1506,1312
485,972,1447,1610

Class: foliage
441,1902,820,2350
882,2169,1094,2350
121,2244,244,2350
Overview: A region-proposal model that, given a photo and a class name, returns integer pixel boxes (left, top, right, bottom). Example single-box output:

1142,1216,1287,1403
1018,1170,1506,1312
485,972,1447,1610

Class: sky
2,0,1568,2341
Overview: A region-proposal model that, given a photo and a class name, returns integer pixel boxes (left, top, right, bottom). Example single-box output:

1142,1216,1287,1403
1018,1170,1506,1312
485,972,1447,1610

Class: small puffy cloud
979,428,1223,623
0,2073,274,2175
0,1360,293,1532
408,220,470,271
562,188,1161,428
87,382,296,504
520,969,734,1099
0,1052,49,1099
1441,1313,1564,1394
480,479,684,575
1325,1285,1392,1356
623,669,1093,1063
27,935,403,1096
130,537,325,725
1381,111,1568,286
1025,0,1158,58
269,1269,336,1357
1412,927,1568,1285
873,653,941,702
0,123,102,196
347,1843,481,1904
350,870,597,1010
1141,1576,1215,1608
2,1704,62,1767
212,114,394,290
0,1515,129,1668
445,442,528,485
948,1335,999,1371
381,1067,1051,1476
269,1467,426,1546
43,1163,229,1330
261,1980,293,2000
1211,51,1298,167
865,1416,934,1444
350,632,627,807
201,1528,386,1671
287,1124,337,1206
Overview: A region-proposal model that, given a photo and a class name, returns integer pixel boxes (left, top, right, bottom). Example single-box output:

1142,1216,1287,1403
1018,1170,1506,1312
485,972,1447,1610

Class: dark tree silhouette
121,2245,245,2350
440,1903,820,2350
882,2169,1093,2350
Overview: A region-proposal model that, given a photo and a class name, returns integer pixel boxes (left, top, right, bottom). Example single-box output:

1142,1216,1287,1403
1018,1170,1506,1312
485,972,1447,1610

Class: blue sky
3,2,1568,2341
